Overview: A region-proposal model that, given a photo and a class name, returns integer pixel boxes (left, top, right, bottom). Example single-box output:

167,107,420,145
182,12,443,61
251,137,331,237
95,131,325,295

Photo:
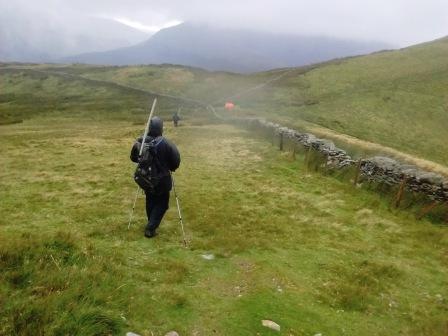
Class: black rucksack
134,137,164,192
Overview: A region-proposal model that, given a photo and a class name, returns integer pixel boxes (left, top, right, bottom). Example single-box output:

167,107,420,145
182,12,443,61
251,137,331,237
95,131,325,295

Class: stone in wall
235,117,448,202
360,156,447,201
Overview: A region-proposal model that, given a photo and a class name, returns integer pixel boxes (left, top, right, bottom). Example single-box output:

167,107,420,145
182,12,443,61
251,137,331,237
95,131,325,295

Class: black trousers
145,191,170,232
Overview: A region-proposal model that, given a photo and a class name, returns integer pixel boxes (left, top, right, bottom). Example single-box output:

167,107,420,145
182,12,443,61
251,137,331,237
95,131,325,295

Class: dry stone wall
238,118,448,203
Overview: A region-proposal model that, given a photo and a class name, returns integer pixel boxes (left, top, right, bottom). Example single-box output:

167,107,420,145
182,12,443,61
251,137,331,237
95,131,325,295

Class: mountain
64,23,393,73
55,36,448,165
0,10,149,62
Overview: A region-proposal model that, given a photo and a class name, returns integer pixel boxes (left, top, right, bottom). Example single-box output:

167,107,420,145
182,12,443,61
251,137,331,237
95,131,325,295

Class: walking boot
144,228,157,238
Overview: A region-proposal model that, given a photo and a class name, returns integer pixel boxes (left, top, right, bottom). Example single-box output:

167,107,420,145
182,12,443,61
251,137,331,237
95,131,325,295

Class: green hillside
1,59,448,335
23,37,447,166
27,63,263,105
0,66,199,124
252,37,448,166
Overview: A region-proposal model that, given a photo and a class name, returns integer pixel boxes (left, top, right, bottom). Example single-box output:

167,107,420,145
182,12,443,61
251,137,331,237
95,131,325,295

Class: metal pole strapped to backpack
128,98,158,229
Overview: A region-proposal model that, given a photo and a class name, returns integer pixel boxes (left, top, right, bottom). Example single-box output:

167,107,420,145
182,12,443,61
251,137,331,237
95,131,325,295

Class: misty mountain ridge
0,10,150,62
65,23,394,73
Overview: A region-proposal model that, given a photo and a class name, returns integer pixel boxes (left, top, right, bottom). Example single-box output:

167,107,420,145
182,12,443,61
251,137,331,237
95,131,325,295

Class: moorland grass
1,117,447,335
258,38,448,166
1,59,447,335
26,37,448,166
0,68,192,124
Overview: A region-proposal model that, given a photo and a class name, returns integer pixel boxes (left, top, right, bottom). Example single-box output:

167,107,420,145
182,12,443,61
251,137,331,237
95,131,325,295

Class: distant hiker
130,117,181,238
172,111,180,127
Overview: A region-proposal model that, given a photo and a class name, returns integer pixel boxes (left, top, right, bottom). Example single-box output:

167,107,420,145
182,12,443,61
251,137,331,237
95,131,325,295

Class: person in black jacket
130,117,181,238
172,111,180,127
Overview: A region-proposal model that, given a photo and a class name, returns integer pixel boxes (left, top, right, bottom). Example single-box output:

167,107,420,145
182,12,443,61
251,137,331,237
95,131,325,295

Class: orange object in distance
225,102,235,110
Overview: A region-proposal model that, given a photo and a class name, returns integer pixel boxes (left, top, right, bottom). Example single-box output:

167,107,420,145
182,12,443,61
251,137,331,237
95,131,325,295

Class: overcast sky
2,0,448,46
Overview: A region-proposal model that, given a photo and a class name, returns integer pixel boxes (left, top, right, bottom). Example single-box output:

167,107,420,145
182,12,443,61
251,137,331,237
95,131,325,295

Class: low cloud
1,0,447,47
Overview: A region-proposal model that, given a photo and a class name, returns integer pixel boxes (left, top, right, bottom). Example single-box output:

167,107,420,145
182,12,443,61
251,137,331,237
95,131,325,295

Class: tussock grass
32,38,448,168
318,259,403,312
1,117,447,335
238,38,448,166
1,62,447,335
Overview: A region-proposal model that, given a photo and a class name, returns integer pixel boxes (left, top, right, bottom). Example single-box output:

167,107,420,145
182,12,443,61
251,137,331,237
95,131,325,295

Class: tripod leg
172,176,187,247
128,186,140,229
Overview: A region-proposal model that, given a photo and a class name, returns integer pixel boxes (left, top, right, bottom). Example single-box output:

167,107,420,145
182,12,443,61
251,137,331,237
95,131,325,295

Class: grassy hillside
1,64,448,335
251,37,448,166
2,118,448,336
22,37,447,166
0,67,200,125
33,63,266,105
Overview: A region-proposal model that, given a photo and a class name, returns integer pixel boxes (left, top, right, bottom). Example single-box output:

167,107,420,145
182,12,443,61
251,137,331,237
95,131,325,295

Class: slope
52,36,448,167
237,36,448,166
0,13,149,62
65,23,390,73
3,33,448,168
1,64,448,335
1,122,447,336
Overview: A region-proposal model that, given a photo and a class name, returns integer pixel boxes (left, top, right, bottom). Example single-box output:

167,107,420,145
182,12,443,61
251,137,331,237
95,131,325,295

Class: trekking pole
127,98,158,229
172,175,187,247
127,187,140,229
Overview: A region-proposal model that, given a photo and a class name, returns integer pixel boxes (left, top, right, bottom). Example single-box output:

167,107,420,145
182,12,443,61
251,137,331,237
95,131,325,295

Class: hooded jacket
130,117,180,193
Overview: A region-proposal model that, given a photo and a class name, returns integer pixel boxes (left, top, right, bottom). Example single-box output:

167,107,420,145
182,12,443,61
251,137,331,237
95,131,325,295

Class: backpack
134,137,164,192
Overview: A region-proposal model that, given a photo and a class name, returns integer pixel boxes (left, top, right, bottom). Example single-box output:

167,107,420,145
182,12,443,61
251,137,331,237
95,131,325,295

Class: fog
3,0,448,45
1,0,447,61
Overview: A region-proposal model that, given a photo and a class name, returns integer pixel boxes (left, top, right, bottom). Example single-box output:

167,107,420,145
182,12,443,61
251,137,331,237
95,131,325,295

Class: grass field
256,37,448,166
13,36,446,167
1,70,448,335
1,39,448,335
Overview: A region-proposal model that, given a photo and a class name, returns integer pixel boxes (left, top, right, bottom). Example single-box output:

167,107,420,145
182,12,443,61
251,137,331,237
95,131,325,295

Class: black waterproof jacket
130,135,180,193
